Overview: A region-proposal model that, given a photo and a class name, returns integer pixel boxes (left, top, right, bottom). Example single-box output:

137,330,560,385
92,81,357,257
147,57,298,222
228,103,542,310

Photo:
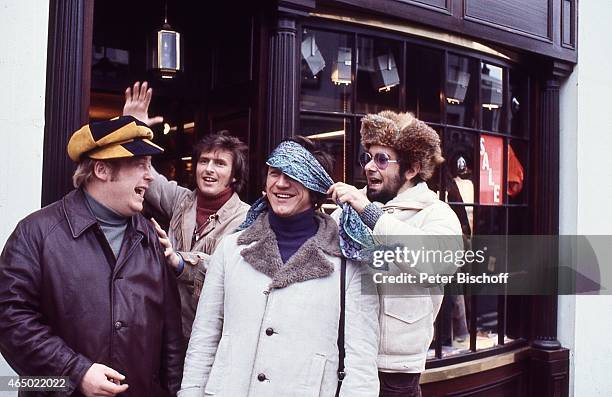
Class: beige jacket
333,182,462,373
146,169,250,339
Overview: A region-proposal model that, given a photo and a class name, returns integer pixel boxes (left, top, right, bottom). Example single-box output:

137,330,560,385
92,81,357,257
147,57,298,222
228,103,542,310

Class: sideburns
104,159,126,182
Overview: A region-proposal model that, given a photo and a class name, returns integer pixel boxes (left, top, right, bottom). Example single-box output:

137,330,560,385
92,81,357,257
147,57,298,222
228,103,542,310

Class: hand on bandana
328,182,371,214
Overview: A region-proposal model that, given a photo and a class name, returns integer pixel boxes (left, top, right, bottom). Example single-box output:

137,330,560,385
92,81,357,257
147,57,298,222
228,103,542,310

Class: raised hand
123,81,164,126
327,182,371,213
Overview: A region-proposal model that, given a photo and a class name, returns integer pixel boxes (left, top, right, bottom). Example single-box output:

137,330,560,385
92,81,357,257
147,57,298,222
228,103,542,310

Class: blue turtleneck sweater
268,209,318,263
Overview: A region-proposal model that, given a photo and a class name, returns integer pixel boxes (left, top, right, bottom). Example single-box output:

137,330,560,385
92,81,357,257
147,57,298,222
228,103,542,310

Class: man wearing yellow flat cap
0,116,183,397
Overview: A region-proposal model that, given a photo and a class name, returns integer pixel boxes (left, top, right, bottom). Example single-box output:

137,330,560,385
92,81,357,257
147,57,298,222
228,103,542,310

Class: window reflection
508,206,529,235
356,37,401,114
474,206,507,351
509,69,526,136
299,115,351,183
300,29,353,113
508,140,527,204
481,63,504,132
406,46,443,122
446,54,477,127
444,129,475,204
354,141,368,187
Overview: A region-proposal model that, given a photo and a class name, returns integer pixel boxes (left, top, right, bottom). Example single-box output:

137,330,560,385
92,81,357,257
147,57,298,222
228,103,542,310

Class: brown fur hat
360,111,443,181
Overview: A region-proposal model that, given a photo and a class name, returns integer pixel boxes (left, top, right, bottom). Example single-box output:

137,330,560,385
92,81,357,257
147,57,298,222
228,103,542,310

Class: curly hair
360,111,444,181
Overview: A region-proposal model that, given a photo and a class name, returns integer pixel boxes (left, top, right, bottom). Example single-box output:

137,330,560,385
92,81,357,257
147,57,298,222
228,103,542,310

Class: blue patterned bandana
238,140,374,260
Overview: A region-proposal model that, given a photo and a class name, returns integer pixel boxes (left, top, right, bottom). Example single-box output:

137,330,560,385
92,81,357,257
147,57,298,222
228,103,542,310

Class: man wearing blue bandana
179,137,380,396
328,111,462,397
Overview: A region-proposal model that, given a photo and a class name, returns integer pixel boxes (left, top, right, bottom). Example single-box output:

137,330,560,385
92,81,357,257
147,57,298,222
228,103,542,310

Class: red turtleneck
196,187,234,231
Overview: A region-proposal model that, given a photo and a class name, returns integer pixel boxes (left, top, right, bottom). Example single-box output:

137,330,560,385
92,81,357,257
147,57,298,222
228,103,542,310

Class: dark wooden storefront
43,0,575,395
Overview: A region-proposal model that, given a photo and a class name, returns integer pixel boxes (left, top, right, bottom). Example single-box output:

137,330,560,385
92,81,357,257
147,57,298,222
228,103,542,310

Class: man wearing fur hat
0,116,183,396
329,110,462,397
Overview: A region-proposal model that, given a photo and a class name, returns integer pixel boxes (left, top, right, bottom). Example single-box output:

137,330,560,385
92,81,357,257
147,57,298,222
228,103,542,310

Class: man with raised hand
122,81,250,345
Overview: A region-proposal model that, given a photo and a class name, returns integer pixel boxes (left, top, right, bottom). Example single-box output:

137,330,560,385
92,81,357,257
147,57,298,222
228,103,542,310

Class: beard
366,172,404,204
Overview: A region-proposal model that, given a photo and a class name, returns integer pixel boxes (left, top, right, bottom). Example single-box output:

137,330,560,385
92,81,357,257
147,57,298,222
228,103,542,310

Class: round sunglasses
358,152,399,170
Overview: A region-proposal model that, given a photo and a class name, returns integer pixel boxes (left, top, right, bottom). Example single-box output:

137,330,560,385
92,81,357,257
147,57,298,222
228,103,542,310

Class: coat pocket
382,296,434,356
302,353,327,397
204,335,231,395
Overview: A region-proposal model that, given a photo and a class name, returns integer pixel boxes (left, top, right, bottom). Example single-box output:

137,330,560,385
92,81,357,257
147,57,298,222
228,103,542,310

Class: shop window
481,63,504,132
472,206,507,351
508,139,528,204
300,29,354,113
445,54,478,128
356,37,402,114
298,114,353,183
406,46,443,123
353,136,368,187
509,69,528,137
444,129,476,205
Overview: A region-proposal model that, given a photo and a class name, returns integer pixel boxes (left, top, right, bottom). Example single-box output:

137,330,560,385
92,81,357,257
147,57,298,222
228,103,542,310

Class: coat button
257,373,266,382
114,321,123,330
265,328,274,336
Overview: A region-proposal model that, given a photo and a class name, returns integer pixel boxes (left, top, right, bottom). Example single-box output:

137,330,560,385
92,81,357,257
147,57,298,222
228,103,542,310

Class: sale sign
479,135,504,205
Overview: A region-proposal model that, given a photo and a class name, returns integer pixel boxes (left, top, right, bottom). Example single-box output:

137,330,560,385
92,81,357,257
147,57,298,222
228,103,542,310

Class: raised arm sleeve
145,167,191,219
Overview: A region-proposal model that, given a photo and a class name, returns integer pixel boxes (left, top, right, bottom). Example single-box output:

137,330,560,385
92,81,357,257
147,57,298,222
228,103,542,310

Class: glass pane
425,126,443,194
354,140,368,188
508,206,529,235
300,29,353,113
444,129,476,204
446,54,477,128
473,206,507,351
356,37,402,114
481,63,504,132
476,206,506,235
435,292,471,357
452,204,474,239
508,139,527,204
433,203,473,357
406,45,443,122
479,134,504,205
299,114,351,183
509,69,527,136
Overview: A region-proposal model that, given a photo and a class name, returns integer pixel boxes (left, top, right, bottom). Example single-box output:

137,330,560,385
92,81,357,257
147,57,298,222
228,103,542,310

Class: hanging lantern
147,2,182,79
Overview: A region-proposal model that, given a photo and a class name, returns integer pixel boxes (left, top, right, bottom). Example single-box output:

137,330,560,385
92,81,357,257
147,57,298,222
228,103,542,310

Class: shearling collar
237,211,341,289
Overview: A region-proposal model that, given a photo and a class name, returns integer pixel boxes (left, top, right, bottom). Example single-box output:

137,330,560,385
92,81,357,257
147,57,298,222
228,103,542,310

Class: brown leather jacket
0,189,183,396
145,169,249,339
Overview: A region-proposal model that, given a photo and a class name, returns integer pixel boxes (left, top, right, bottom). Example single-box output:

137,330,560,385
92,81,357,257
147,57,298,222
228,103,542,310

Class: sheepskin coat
178,211,380,397
334,182,463,374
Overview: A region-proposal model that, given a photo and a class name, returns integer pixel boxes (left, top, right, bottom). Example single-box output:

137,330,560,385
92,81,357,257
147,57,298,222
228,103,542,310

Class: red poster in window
479,135,504,205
